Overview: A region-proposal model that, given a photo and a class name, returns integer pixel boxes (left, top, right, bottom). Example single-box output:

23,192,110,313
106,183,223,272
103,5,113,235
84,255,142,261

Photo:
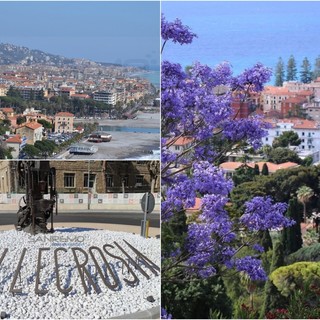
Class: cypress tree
313,55,320,80
300,57,312,83
260,241,287,318
254,164,260,176
286,55,297,81
261,163,269,176
281,197,303,256
275,57,285,86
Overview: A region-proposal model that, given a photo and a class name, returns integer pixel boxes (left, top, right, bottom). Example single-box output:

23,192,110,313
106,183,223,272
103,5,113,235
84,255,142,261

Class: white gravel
0,228,160,319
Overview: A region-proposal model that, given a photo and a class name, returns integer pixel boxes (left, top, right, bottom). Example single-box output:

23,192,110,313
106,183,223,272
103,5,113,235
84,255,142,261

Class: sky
0,1,160,70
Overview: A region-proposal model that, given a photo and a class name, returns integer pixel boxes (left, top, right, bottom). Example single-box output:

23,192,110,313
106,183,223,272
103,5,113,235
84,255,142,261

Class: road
0,211,160,228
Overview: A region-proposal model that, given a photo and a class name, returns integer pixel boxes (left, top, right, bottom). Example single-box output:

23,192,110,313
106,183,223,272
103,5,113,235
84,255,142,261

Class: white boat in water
69,143,98,155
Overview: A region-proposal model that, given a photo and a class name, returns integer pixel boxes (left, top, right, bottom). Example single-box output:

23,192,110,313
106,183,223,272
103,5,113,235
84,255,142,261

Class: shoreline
63,111,161,160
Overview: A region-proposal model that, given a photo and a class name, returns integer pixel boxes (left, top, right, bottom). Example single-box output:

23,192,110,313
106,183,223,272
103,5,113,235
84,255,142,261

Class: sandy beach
58,111,160,160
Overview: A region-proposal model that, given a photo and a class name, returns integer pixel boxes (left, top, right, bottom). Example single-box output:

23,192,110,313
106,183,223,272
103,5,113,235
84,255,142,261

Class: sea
162,1,320,84
128,70,160,89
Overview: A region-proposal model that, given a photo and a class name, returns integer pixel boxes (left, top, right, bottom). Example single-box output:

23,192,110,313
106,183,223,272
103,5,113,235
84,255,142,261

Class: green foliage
162,276,232,319
260,241,287,318
269,262,320,297
286,55,297,81
261,163,269,176
34,140,57,155
232,164,256,186
300,57,312,84
302,155,313,167
37,118,52,129
6,86,22,99
281,198,302,256
297,185,314,222
275,57,285,87
16,116,26,125
231,165,320,217
272,131,301,148
313,55,320,80
21,144,40,158
287,243,320,265
267,147,301,164
254,164,260,176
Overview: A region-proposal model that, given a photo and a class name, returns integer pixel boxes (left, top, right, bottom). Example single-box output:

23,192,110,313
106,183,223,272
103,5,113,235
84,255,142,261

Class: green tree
260,241,287,318
300,57,312,83
37,118,53,129
21,144,40,158
267,147,301,164
16,116,26,125
270,262,320,297
232,164,256,186
6,86,22,99
272,131,301,148
297,185,314,222
275,57,285,86
253,164,260,176
286,55,297,81
281,197,303,256
261,163,269,176
313,55,320,80
287,243,320,264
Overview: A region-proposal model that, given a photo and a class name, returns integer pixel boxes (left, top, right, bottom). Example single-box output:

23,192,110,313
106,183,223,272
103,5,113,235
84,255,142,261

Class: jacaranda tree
161,15,295,318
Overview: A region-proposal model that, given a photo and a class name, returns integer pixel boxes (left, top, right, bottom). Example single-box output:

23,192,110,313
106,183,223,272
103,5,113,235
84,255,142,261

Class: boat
69,143,98,155
88,131,112,143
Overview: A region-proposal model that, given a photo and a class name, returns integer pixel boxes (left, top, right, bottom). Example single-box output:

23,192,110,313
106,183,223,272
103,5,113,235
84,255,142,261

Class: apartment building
54,112,74,133
93,91,117,105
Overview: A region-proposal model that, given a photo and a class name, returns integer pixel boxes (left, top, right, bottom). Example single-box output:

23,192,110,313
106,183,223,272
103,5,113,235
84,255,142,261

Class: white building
263,118,320,153
93,91,117,105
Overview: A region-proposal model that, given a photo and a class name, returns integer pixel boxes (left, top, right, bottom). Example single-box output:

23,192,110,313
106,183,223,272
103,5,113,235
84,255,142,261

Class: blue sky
0,1,160,69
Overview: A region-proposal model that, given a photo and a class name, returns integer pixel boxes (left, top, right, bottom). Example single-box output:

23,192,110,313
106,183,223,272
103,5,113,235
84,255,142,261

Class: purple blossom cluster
234,256,267,281
161,308,172,319
161,15,295,285
161,14,197,47
240,196,295,231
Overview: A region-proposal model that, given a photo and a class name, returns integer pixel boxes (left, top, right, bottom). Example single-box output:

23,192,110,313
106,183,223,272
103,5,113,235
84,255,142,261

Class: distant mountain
0,43,122,68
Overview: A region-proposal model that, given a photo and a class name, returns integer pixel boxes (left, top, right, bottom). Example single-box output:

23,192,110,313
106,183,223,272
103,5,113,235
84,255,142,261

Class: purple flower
161,308,172,319
234,256,267,281
240,196,295,231
161,14,197,46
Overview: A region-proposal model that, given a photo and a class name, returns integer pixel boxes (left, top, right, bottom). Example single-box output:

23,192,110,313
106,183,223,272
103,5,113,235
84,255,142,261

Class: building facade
54,112,74,133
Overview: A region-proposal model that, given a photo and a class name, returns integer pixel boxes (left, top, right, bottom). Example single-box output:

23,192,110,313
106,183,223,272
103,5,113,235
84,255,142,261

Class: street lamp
87,160,91,210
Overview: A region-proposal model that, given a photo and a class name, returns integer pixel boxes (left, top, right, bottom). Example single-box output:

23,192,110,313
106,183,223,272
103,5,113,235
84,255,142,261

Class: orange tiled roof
1,107,14,113
6,134,21,143
25,122,43,130
167,137,194,146
55,112,74,117
220,161,299,173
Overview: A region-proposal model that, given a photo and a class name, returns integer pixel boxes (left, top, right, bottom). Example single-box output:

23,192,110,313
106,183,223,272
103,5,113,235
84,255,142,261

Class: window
175,146,180,151
265,137,268,141
135,175,144,185
84,174,96,188
64,173,75,188
302,132,305,136
106,175,113,187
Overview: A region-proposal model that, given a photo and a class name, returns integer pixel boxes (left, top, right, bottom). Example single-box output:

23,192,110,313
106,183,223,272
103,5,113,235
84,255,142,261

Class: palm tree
297,186,314,222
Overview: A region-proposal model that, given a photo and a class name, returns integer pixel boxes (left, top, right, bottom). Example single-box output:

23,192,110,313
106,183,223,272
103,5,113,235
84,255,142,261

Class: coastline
67,111,160,160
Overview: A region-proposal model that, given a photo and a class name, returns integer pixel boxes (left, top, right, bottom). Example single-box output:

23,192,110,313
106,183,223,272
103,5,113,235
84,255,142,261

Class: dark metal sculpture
16,161,57,234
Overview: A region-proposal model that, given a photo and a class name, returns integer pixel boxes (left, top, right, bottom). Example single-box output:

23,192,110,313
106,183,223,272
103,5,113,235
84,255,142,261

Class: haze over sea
162,1,320,84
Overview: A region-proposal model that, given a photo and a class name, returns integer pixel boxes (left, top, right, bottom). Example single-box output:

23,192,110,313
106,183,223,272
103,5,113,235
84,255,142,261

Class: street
0,211,160,228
